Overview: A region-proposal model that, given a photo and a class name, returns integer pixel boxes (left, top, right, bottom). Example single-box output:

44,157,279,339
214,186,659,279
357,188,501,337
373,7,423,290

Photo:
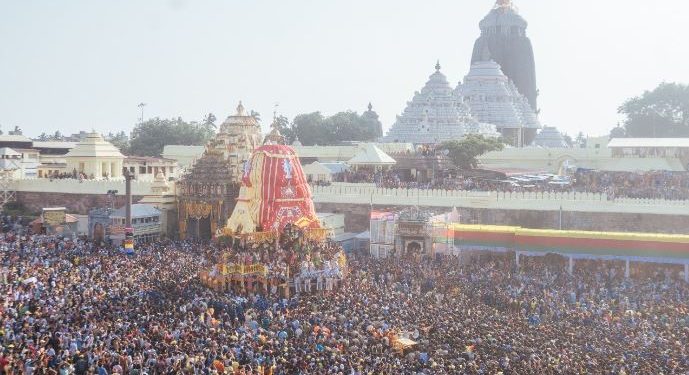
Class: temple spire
236,101,246,116
435,60,441,71
367,102,373,112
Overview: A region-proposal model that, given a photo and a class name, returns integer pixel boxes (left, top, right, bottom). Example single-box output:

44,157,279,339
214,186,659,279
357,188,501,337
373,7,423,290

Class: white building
384,62,498,144
64,132,124,179
124,156,178,181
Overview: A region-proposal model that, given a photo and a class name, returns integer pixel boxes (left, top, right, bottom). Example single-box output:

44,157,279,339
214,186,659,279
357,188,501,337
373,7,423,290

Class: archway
93,223,105,243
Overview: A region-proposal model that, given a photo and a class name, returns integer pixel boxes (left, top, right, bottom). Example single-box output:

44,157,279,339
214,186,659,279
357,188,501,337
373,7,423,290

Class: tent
347,144,396,169
303,161,337,183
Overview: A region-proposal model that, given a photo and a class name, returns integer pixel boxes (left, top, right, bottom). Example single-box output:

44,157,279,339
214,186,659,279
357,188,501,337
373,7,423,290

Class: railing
309,184,689,215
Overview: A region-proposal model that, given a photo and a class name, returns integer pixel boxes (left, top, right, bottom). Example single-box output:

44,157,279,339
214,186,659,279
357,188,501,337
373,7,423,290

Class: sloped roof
32,141,77,149
65,132,124,158
0,147,21,157
348,144,396,165
320,162,349,174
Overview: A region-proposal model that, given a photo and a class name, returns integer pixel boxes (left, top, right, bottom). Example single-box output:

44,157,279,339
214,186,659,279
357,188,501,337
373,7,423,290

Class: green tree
292,112,328,146
440,134,504,170
610,125,626,139
129,117,214,156
271,115,295,144
106,131,130,154
37,132,49,141
575,132,587,148
619,82,689,137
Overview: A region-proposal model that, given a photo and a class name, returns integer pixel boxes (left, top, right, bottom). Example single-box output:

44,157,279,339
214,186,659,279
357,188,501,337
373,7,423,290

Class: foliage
289,110,381,146
105,131,130,154
271,115,295,144
203,113,217,129
609,125,626,139
618,82,689,137
128,117,215,157
440,134,504,170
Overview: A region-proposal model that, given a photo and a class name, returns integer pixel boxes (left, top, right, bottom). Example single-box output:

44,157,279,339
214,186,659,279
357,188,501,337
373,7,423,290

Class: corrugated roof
607,138,689,148
111,204,161,218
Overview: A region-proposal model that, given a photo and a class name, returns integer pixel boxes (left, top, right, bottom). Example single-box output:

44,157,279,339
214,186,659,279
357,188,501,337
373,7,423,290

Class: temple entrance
403,239,424,258
187,216,212,240
93,223,105,243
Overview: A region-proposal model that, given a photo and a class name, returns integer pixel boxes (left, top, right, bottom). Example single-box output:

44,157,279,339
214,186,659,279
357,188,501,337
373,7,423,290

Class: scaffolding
0,168,16,213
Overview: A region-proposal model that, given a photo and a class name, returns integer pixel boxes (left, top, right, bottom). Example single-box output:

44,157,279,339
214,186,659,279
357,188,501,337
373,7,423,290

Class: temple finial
435,60,441,71
236,101,245,116
367,102,373,112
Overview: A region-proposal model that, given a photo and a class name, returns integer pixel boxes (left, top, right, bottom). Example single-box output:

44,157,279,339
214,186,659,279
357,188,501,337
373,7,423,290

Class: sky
1,0,688,139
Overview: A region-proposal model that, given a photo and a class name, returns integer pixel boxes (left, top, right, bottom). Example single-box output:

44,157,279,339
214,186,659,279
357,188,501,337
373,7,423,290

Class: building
384,62,498,144
64,132,124,179
607,138,689,168
109,204,162,244
531,126,569,148
124,156,178,181
471,0,538,111
455,60,540,146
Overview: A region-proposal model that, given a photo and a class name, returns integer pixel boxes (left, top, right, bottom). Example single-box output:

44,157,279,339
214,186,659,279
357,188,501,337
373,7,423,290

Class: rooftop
65,132,124,158
111,204,161,218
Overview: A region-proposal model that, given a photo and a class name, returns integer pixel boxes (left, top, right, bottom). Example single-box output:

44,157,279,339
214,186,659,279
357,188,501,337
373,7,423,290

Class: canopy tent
302,161,338,183
347,144,396,167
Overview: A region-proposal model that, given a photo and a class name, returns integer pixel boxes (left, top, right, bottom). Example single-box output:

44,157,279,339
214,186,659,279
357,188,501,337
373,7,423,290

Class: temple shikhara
384,62,498,144
177,102,262,239
385,0,541,147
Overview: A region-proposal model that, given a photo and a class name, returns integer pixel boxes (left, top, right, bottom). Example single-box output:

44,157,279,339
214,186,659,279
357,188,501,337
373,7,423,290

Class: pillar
625,259,630,279
568,257,574,276
684,264,688,283
515,251,520,268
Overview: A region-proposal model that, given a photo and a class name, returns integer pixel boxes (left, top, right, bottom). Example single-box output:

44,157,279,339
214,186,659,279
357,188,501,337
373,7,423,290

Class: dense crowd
332,168,689,201
2,233,689,374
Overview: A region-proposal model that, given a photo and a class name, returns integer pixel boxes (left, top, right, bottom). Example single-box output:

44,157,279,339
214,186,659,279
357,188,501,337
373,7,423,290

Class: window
129,167,135,173
139,166,146,174
147,166,152,174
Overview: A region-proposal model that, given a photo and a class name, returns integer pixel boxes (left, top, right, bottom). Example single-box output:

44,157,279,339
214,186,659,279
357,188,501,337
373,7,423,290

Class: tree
609,125,626,139
106,131,130,154
440,134,504,170
292,112,328,146
250,110,261,122
128,117,214,156
271,115,295,144
575,132,587,148
362,103,383,139
562,133,573,147
618,82,689,137
37,132,50,141
203,113,217,129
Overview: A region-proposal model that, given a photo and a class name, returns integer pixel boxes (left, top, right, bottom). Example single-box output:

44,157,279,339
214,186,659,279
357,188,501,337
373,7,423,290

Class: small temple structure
455,59,540,146
531,126,570,148
384,61,498,144
177,102,262,240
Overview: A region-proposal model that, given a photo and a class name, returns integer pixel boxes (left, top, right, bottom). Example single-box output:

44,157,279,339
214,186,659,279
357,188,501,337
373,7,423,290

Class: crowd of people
1,231,689,373
331,168,689,201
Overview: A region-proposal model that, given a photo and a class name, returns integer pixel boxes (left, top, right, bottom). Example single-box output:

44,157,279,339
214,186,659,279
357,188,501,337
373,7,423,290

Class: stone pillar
625,259,630,279
515,251,520,268
568,257,574,276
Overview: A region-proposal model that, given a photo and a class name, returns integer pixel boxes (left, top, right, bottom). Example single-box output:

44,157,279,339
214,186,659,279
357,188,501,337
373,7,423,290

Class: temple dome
219,101,261,132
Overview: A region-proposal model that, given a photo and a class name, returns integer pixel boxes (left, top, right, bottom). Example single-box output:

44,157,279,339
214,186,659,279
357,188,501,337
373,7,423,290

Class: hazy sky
1,0,687,139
